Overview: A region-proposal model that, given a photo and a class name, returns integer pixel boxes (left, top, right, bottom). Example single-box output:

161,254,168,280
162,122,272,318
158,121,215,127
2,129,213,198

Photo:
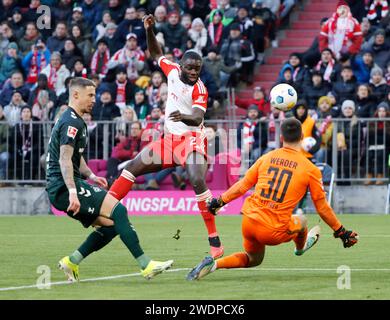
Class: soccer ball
270,83,297,112
302,137,317,152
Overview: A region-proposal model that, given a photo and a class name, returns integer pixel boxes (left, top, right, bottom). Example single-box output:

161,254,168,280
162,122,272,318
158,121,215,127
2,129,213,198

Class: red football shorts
146,132,207,168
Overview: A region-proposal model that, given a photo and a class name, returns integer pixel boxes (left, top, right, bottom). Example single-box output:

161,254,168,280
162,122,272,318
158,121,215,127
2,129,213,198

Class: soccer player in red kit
108,15,224,258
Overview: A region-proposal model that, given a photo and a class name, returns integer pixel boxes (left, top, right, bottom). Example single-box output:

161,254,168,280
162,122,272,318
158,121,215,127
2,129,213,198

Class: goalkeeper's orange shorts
241,214,304,254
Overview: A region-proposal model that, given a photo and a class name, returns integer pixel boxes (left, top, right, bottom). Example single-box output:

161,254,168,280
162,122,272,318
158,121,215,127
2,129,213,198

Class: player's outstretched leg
294,225,321,256
187,250,264,281
186,152,224,259
108,147,163,200
105,196,173,279
58,226,117,282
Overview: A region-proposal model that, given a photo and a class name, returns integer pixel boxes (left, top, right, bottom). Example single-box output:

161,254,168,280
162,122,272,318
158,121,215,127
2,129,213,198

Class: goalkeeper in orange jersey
187,118,358,281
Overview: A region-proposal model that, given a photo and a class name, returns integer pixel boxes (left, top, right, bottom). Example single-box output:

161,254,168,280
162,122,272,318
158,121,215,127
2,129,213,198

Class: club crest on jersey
67,126,78,139
195,95,206,104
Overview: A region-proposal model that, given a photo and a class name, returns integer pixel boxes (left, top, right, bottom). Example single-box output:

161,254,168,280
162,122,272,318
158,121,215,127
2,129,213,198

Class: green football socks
69,226,118,265
111,203,151,269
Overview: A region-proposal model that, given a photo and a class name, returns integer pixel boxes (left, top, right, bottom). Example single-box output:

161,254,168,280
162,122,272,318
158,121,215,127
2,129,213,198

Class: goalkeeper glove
333,226,359,248
207,197,225,215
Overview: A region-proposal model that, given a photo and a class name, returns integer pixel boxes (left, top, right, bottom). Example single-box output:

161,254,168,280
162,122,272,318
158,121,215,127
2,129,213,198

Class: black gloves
334,226,359,248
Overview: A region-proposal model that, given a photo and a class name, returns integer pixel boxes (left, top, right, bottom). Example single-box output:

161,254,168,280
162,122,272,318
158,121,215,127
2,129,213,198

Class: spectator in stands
81,112,101,159
22,38,51,87
235,86,270,115
31,90,53,121
360,17,374,41
203,47,239,91
104,0,126,24
205,125,223,158
8,105,43,181
18,22,41,56
237,104,267,165
116,6,146,50
336,99,361,185
130,87,151,121
0,21,15,58
187,0,211,21
369,66,388,102
314,96,333,163
215,0,237,26
71,24,92,63
251,14,266,64
28,74,57,118
355,83,377,117
0,105,8,183
0,0,16,23
154,5,167,29
114,105,138,143
53,0,73,24
3,90,28,127
70,58,88,78
92,88,121,121
312,48,340,84
103,22,122,55
40,52,71,96
251,0,278,48
181,13,192,30
331,66,357,104
0,42,21,87
367,0,389,27
361,29,390,70
319,4,363,60
108,33,145,83
262,105,285,154
90,39,110,80
9,7,25,40
157,10,188,56
93,10,113,43
106,120,144,185
0,71,30,108
60,37,85,71
350,48,379,84
303,71,331,110
105,65,135,110
220,22,255,86
188,18,208,56
365,101,390,184
234,5,253,40
81,0,103,31
146,70,167,107
68,7,92,39
278,53,307,92
24,0,41,23
206,9,225,52
292,99,321,162
46,22,68,53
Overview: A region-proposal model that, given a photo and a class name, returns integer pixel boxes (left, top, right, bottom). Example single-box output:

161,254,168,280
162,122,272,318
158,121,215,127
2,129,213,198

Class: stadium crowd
0,0,389,188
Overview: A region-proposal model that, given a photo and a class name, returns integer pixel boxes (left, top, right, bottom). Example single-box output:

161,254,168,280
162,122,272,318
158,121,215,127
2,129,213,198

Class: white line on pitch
1,267,390,292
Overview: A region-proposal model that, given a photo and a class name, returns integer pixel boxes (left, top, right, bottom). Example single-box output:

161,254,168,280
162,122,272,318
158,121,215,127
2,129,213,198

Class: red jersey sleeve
192,80,208,112
158,56,179,77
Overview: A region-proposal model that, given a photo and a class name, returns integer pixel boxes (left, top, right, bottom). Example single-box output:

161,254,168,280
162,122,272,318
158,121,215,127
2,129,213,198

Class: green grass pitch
0,214,389,300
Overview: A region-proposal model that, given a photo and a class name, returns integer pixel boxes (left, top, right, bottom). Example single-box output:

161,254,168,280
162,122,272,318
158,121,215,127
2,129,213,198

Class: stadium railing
0,118,389,185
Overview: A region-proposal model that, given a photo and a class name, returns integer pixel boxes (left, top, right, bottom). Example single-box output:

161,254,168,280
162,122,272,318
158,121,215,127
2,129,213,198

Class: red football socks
108,170,136,200
196,190,218,236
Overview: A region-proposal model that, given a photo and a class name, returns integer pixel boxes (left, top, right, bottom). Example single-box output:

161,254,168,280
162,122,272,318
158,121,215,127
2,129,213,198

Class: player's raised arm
80,156,108,189
59,144,80,215
208,159,262,215
309,168,358,248
143,14,163,61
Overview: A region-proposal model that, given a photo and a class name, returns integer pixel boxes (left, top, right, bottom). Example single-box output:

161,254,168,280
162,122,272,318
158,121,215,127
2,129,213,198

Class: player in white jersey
108,15,224,259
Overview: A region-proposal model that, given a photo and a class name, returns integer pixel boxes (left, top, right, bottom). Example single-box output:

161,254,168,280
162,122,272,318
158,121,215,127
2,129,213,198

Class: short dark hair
69,77,96,91
181,50,202,62
281,118,302,143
